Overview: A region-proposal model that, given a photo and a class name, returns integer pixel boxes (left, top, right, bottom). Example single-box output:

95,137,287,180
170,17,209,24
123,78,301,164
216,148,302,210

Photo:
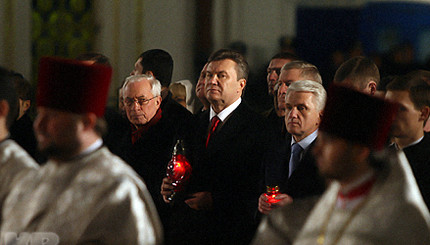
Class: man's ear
155,96,162,107
81,113,97,131
0,100,9,118
238,78,246,91
420,106,430,122
367,81,377,96
354,144,371,163
22,100,31,113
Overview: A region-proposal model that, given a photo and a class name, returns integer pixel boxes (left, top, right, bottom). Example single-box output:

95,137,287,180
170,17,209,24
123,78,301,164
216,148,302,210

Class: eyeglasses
124,96,157,107
267,68,281,76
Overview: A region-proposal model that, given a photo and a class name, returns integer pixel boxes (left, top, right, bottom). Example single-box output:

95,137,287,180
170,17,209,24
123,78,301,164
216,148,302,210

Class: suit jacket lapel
206,103,247,152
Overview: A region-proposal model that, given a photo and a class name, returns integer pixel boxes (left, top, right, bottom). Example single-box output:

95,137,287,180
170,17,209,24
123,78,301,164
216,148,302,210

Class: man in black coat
130,49,193,133
161,49,269,245
114,75,193,241
258,80,327,215
385,70,430,208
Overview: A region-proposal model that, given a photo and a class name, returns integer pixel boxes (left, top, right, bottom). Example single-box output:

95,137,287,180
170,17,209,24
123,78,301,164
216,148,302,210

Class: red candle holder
166,140,192,201
265,185,281,204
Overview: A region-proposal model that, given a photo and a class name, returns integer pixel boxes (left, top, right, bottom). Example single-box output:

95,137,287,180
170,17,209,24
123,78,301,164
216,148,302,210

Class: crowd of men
0,47,429,245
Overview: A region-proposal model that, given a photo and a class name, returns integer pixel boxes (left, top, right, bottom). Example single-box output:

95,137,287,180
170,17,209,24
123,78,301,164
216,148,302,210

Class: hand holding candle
265,185,281,204
166,140,192,201
258,186,293,214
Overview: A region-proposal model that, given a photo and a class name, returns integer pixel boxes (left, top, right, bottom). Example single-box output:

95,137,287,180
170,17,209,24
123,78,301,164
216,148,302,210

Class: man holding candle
115,74,193,239
258,80,326,215
161,49,269,245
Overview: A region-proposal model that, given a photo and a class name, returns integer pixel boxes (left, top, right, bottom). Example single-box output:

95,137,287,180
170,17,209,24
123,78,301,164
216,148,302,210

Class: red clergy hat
320,85,399,151
37,57,112,117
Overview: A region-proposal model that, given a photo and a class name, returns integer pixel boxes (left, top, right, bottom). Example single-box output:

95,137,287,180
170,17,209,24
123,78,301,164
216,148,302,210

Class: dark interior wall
295,2,430,85
295,7,361,86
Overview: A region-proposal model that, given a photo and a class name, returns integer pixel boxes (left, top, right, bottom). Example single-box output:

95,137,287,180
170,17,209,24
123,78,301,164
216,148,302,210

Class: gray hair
281,60,323,84
122,74,161,98
285,80,327,111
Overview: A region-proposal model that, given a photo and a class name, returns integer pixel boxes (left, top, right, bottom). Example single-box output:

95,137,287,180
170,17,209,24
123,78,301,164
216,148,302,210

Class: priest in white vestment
293,85,430,245
0,57,163,245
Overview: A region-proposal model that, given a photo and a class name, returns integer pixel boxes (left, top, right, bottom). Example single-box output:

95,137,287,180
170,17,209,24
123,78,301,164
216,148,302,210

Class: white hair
285,80,327,111
122,74,161,98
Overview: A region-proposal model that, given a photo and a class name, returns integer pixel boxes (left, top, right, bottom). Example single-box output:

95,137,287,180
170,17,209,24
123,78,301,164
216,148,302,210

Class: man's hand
258,193,293,215
161,177,174,203
185,191,212,211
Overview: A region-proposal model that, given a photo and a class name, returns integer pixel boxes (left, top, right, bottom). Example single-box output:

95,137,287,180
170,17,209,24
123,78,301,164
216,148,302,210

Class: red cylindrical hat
37,57,112,117
320,84,399,150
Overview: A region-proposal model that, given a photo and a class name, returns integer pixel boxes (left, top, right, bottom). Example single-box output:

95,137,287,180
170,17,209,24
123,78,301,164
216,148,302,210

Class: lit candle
265,185,281,204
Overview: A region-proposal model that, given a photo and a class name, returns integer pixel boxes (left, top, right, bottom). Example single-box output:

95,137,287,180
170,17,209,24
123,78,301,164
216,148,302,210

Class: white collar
404,135,424,149
291,129,318,151
78,138,103,158
209,97,242,122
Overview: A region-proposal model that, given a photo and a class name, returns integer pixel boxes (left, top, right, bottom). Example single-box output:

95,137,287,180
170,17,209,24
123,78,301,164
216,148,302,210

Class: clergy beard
319,147,358,182
38,138,81,161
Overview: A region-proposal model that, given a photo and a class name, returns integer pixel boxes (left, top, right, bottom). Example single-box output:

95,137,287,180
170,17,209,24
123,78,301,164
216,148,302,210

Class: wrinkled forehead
286,91,316,105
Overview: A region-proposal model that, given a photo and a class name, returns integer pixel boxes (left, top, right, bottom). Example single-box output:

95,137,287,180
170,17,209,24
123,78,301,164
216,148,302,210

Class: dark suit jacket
112,105,194,240
263,133,325,199
161,91,193,133
185,101,269,245
403,132,430,209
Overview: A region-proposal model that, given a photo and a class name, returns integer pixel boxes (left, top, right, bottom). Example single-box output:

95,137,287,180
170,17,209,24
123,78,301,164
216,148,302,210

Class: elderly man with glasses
114,74,192,240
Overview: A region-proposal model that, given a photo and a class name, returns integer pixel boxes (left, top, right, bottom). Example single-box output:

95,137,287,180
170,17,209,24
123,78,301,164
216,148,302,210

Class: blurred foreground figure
0,67,38,215
253,85,430,245
1,57,163,245
295,85,430,244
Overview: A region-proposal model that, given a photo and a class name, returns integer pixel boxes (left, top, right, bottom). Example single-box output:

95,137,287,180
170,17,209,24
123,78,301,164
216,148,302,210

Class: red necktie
206,116,220,147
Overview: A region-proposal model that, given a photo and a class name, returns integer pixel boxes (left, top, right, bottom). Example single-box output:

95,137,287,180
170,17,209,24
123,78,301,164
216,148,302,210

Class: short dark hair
386,70,430,110
76,53,111,66
334,56,380,90
138,49,173,87
207,49,249,80
0,67,19,129
271,52,299,61
281,60,322,84
11,72,33,101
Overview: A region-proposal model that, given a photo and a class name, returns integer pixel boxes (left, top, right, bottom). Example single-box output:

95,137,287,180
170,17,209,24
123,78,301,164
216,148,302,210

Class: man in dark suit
258,80,327,215
161,49,268,245
9,72,39,162
385,70,430,208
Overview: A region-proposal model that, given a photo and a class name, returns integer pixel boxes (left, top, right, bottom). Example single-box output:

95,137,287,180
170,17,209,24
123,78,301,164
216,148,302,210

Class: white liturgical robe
294,151,430,245
0,139,38,205
1,147,163,245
